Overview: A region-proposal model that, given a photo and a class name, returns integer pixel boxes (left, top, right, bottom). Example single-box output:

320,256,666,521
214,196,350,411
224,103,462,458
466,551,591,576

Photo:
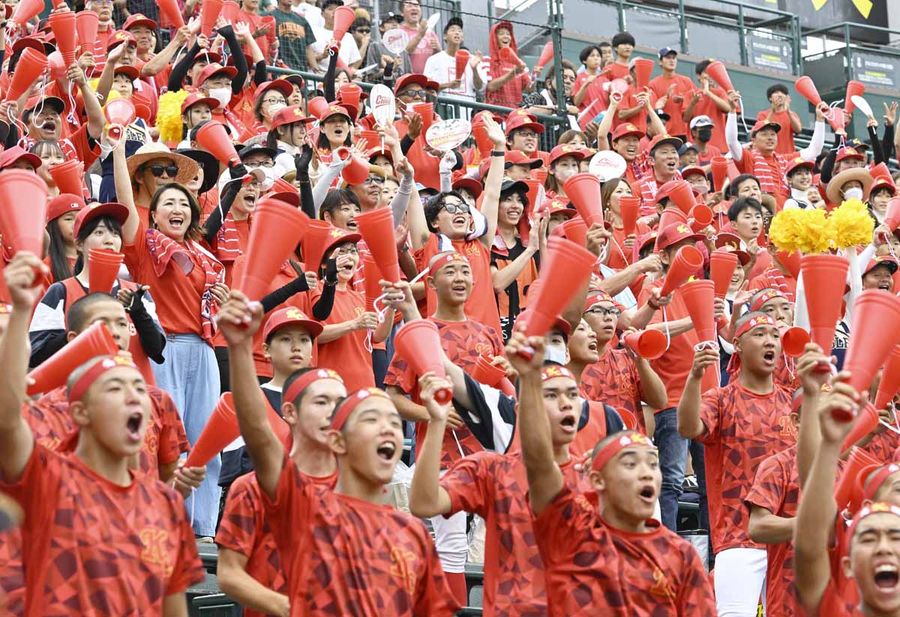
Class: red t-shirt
1,444,204,616
415,234,503,336
648,73,695,137
812,579,864,616
581,347,645,433
384,317,504,468
684,86,730,152
312,286,374,392
698,380,797,553
261,454,459,616
441,451,591,616
613,86,657,134
755,110,797,155
216,470,337,617
607,519,717,615
531,486,630,616
744,445,799,617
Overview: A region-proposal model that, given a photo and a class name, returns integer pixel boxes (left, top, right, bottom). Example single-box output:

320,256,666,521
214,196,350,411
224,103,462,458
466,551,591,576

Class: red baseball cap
320,105,352,123
680,165,706,180
393,73,429,95
180,93,220,114
0,146,41,170
253,79,293,102
196,63,238,88
785,157,814,176
863,255,899,276
122,13,158,31
46,194,84,223
271,105,316,129
505,150,541,169
655,222,704,251
836,147,865,163
546,197,575,218
611,123,643,141
321,226,361,257
107,30,137,51
648,134,683,153
547,144,590,166
72,202,130,239
750,120,780,135
452,172,483,199
262,306,323,341
505,109,544,136
113,65,140,81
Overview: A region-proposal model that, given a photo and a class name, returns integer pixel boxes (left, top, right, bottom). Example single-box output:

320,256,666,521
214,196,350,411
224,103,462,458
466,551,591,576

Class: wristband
491,149,505,158
648,298,660,310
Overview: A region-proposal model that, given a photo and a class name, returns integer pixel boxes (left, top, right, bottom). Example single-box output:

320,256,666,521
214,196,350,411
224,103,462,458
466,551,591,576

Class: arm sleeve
218,26,249,95
252,59,267,87
799,121,826,162
167,42,201,92
203,170,245,243
882,124,895,162
400,135,415,156
128,291,167,363
260,275,310,314
818,136,841,183
868,125,885,164
725,112,743,162
451,373,517,452
312,164,343,212
323,52,339,102
391,172,414,226
296,155,316,219
27,283,68,368
311,282,336,321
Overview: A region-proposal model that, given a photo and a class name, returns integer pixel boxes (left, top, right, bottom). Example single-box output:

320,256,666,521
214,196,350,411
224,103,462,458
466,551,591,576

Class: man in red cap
506,330,715,616
603,122,649,185
636,134,683,208
678,312,799,616
505,109,545,161
862,255,897,293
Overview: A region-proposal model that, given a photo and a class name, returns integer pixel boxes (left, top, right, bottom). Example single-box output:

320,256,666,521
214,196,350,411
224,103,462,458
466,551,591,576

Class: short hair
319,188,360,221
579,45,603,65
725,173,761,199
611,32,635,48
351,17,370,31
282,368,318,406
766,83,789,99
598,41,611,50
443,16,462,34
695,59,712,76
66,292,119,335
727,196,764,221
424,190,467,232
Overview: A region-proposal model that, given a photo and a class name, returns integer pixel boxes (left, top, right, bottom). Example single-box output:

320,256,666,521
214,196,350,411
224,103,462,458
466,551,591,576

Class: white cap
689,115,714,130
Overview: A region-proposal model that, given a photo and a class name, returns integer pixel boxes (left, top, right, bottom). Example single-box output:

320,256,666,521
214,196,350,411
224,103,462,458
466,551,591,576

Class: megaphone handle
435,387,453,405
831,407,855,423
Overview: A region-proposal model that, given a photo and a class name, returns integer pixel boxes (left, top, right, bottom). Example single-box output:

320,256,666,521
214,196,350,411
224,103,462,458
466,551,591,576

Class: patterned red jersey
216,469,338,617
744,445,800,617
581,347,645,432
385,317,504,468
608,519,716,615
861,429,900,465
0,529,24,615
1,443,204,616
698,380,797,552
532,486,631,616
262,455,459,616
441,451,591,616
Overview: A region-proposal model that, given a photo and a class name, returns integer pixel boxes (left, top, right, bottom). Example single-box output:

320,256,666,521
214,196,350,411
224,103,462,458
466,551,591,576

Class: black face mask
696,127,713,143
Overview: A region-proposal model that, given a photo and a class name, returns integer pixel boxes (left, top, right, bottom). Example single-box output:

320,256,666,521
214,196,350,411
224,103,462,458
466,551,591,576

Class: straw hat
825,167,873,204
126,142,199,186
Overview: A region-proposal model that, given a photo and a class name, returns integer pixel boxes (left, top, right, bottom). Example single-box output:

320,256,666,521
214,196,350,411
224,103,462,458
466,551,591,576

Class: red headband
863,464,900,501
331,388,391,430
590,431,656,473
283,368,344,406
427,251,469,275
68,355,140,402
541,364,576,382
750,288,786,313
846,502,900,548
733,313,777,341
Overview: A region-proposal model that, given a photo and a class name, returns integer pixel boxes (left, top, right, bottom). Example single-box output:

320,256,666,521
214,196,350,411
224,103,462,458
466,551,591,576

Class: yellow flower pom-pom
829,198,874,249
797,208,831,254
769,208,807,253
156,90,190,147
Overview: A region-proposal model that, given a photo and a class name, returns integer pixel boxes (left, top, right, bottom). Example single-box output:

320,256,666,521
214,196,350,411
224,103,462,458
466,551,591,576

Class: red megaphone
524,237,596,338
334,147,369,185
393,320,453,404
454,49,469,80
158,0,185,28
48,159,84,197
0,170,49,255
412,102,434,135
705,60,733,91
669,180,695,215
27,322,118,395
534,41,553,73
709,250,738,299
560,216,587,246
200,0,224,37
619,196,640,237
875,345,900,409
354,207,401,283
800,254,849,353
564,173,604,227
623,329,667,360
196,121,240,166
776,250,801,281
301,219,333,275
6,48,48,102
781,326,810,358
75,11,100,53
307,96,330,120
885,198,900,231
681,280,716,342
834,446,879,509
48,11,78,66
332,5,356,44
689,204,713,232
221,0,241,22
499,46,525,68
795,75,823,106
11,0,43,25
633,58,654,90
104,98,136,139
338,83,362,113
710,156,729,193
472,121,493,158
841,404,880,452
88,248,124,294
844,81,865,117
361,254,382,311
660,245,702,296
240,198,310,301
471,354,516,397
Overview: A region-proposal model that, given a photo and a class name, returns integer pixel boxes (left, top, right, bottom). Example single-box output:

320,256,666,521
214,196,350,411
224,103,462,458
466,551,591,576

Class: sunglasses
146,164,179,178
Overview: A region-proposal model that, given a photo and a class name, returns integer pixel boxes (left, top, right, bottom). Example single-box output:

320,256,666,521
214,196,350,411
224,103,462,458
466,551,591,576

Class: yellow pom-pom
829,198,874,249
797,208,831,254
156,90,190,146
769,208,807,253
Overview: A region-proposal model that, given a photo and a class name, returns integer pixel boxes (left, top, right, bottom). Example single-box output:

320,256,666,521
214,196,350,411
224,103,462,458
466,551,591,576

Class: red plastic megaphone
499,46,525,68
619,196,640,237
800,254,849,353
334,146,369,185
240,198,310,301
633,58,654,90
710,156,729,193
27,322,118,395
301,219,333,275
795,75,823,106
454,49,469,80
354,207,401,283
472,121,492,158
393,320,452,404
705,60,733,91
411,102,434,135
681,280,716,342
48,159,84,197
709,250,738,299
158,0,185,28
689,204,713,232
360,254,382,311
221,0,241,22
874,345,900,409
841,404,880,452
338,83,362,113
48,11,78,66
104,98,136,139
332,5,356,45
524,237,596,339
6,48,48,102
307,96,330,120
668,180,695,215
885,198,900,231
75,11,100,53
781,326,810,358
10,0,43,25
844,81,865,116
564,173,603,227
88,248,124,294
560,216,587,246
471,354,516,396
835,446,879,509
660,245,702,296
0,170,49,255
623,329,667,360
195,121,240,166
200,0,224,37
534,41,553,73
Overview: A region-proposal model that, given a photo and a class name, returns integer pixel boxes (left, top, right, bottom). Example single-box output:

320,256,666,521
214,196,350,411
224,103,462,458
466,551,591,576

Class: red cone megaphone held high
332,6,356,44
75,11,100,53
354,207,401,283
158,0,185,28
49,160,84,197
564,173,603,227
200,0,224,37
307,96,330,120
875,345,900,409
560,216,587,246
633,58,654,90
393,321,452,404
660,245,702,296
689,204,713,232
795,75,823,106
524,237,596,339
623,329,667,360
471,354,516,396
334,147,369,185
841,404,880,452
844,81,865,116
669,180,695,215
27,322,118,395
781,326,810,358
709,250,738,299
681,280,716,342
240,198,310,301
6,48,48,103
800,254,849,352
534,41,553,74
711,156,729,193
705,60,733,91
0,170,49,255
885,198,900,231
835,446,878,509
454,49,469,80
196,121,240,166
10,0,43,25
361,254,382,311
104,98,136,139
48,11,77,66
619,196,640,237
301,219,333,275
221,0,241,22
88,248,124,294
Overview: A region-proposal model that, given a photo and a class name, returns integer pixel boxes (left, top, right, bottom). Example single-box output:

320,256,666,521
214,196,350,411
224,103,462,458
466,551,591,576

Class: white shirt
423,50,477,100
292,1,323,30
311,26,362,68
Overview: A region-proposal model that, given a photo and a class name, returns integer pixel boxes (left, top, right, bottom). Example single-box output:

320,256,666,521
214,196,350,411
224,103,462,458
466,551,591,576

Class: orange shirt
261,453,459,616
312,286,374,392
441,452,591,616
1,444,204,616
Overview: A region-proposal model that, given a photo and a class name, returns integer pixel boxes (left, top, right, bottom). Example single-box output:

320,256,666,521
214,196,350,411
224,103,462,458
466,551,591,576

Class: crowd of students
0,0,899,614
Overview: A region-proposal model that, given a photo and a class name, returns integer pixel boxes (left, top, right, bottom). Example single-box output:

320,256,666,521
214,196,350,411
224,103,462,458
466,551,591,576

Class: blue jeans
153,334,222,537
653,407,688,531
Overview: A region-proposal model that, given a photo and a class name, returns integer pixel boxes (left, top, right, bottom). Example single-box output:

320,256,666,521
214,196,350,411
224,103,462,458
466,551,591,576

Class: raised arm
478,114,506,248
219,291,284,499
408,373,455,518
677,346,718,439
109,128,139,245
725,112,743,162
143,27,191,77
799,104,827,162
795,343,832,487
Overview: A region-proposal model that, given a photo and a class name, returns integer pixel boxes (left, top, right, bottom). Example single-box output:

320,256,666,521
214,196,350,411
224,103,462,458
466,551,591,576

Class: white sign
426,119,472,152
369,84,396,128
588,151,627,182
382,28,409,55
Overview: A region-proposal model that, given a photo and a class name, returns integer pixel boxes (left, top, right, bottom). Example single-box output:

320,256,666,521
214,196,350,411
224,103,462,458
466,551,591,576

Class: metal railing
802,22,900,88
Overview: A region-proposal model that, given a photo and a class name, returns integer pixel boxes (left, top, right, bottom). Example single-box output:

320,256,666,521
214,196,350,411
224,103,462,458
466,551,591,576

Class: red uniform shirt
261,454,459,616
684,86,730,152
312,286,375,392
441,451,591,616
216,470,337,617
744,445,800,617
755,109,797,155
698,380,797,552
385,317,504,468
532,486,630,616
1,444,204,616
581,347,645,432
608,519,717,616
648,73,695,138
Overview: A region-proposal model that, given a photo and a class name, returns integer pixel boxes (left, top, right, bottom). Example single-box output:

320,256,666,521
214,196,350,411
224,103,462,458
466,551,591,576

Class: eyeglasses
585,307,621,317
146,164,179,178
245,159,275,168
441,201,470,214
334,245,359,255
262,97,286,105
515,129,539,139
364,176,385,185
400,88,426,100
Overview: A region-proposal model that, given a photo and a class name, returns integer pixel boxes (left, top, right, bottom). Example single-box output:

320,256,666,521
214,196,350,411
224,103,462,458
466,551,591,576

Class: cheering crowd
0,0,899,614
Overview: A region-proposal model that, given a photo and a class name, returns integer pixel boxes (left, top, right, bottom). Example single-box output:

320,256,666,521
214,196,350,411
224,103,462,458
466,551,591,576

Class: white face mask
267,102,286,116
544,344,569,366
208,87,232,107
843,187,864,201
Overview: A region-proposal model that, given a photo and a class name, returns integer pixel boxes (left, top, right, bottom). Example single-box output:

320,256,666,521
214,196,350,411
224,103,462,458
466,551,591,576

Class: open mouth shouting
762,349,776,365
376,440,397,462
638,484,657,504
125,411,144,443
559,413,578,433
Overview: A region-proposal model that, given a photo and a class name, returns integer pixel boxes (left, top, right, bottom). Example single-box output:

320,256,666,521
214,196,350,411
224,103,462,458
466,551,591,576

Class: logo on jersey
389,546,418,593
139,527,173,577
